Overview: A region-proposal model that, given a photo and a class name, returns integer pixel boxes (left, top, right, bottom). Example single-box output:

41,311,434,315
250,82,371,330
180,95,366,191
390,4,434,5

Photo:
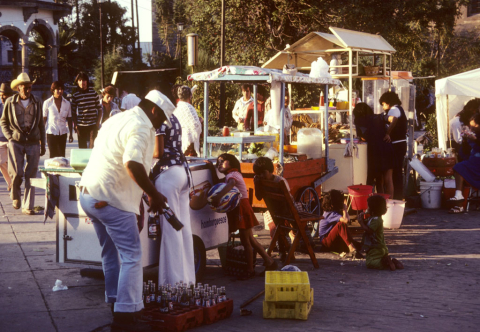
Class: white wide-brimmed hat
145,90,175,128
11,73,33,91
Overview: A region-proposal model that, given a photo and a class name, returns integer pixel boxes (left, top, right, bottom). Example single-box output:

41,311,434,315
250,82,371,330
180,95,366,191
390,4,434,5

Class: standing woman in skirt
151,91,195,285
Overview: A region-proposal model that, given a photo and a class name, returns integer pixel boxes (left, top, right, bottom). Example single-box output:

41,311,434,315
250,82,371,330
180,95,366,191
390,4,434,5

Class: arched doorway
26,19,57,86
0,26,25,83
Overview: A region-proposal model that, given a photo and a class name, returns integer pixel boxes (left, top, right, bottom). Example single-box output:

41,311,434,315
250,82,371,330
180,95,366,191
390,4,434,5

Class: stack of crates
263,271,314,320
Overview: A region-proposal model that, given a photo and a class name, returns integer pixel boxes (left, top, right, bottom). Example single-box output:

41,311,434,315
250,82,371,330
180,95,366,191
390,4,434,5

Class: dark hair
178,86,192,101
217,153,241,172
459,108,476,125
321,189,344,213
253,157,274,174
367,195,387,216
171,84,182,99
103,85,116,96
353,102,374,119
379,91,402,107
75,72,89,85
241,84,252,92
423,88,430,95
464,98,480,113
138,99,159,113
50,81,64,94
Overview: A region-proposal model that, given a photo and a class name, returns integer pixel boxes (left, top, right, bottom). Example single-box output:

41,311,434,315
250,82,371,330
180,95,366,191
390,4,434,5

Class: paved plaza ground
0,140,479,332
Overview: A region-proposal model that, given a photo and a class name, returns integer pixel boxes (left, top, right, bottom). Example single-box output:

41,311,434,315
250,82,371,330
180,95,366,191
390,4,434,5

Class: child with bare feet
358,195,403,270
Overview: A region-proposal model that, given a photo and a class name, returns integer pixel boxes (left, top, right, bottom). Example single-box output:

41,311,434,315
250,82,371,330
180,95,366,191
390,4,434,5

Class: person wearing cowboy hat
0,82,15,191
0,73,46,214
79,90,174,331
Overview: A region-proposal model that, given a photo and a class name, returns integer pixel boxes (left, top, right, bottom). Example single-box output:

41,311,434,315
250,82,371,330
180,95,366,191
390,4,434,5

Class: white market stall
435,68,480,151
262,27,399,192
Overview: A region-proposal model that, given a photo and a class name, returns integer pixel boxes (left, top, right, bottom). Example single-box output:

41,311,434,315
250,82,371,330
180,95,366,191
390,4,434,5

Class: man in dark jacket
0,73,46,214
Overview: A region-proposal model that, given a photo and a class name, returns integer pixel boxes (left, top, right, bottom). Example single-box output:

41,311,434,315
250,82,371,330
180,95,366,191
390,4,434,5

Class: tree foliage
93,51,129,92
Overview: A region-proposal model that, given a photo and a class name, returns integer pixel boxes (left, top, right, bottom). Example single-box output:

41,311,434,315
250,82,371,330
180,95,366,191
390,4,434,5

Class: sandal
449,206,464,214
391,258,404,270
383,256,396,271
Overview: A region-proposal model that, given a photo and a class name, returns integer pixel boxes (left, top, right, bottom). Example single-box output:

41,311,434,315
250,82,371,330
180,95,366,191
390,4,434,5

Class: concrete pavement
1,139,479,331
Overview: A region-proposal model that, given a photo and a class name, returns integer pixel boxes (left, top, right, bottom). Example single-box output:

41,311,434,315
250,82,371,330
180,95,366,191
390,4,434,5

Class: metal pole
135,0,140,55
99,1,104,88
324,84,330,171
130,0,136,67
253,84,258,132
179,33,182,79
348,49,354,184
219,0,226,126
203,82,209,158
279,83,285,168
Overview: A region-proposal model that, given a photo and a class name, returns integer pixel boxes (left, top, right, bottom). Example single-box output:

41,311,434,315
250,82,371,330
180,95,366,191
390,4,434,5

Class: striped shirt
71,87,101,126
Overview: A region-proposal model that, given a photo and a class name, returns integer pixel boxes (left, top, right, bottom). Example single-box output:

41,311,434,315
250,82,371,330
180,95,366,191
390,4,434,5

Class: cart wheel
296,186,321,216
193,235,206,282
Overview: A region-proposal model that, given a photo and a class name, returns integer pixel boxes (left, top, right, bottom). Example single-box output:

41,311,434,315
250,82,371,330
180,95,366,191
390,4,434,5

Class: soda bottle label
146,296,151,304
157,295,162,303
211,298,216,306
168,302,174,310
195,298,201,306
205,299,211,307
160,306,169,313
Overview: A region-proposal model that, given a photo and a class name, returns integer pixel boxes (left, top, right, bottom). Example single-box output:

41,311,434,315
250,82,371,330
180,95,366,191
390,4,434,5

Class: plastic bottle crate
265,271,310,302
203,299,234,325
142,304,204,332
263,288,314,320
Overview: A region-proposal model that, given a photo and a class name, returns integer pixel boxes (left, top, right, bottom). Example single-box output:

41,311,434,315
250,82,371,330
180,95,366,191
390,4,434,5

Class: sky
111,0,152,42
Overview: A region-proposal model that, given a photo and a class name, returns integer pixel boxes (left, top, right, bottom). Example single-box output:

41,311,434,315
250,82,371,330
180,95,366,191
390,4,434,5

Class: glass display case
206,135,277,160
362,78,390,114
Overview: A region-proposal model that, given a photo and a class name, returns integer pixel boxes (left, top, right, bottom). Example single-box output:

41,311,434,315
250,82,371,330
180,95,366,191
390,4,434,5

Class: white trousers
155,166,195,285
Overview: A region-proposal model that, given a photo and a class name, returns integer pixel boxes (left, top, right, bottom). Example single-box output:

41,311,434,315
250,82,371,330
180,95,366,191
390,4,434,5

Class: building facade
456,1,480,31
0,0,71,89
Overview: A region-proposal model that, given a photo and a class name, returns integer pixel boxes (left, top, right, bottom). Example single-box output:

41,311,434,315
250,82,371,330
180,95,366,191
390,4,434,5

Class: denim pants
80,193,144,313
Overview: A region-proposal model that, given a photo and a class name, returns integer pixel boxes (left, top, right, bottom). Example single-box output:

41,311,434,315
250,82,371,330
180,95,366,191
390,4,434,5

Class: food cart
32,158,230,281
187,65,341,213
262,27,400,192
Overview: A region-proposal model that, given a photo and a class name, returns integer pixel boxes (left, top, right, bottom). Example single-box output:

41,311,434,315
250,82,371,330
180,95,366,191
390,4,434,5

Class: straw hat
11,73,32,91
145,90,175,128
0,82,13,95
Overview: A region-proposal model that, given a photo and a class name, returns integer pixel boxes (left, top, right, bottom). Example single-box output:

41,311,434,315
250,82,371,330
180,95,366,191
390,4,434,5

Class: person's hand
147,191,168,214
74,125,78,134
210,194,221,207
383,134,391,143
69,135,74,143
40,146,46,156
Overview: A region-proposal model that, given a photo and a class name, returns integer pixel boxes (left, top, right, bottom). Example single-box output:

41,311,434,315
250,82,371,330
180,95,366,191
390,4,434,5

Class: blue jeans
80,193,144,313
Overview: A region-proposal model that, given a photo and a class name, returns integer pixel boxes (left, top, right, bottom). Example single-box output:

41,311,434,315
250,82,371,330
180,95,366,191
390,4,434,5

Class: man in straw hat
0,82,14,191
0,73,45,214
79,90,174,332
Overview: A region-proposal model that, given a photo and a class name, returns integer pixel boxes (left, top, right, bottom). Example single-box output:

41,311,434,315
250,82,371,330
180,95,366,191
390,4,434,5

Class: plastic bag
309,57,332,79
52,279,68,292
264,147,278,160
44,157,69,168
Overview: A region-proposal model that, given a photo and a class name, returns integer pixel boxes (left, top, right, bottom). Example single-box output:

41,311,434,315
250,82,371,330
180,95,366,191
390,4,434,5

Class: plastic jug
297,128,323,159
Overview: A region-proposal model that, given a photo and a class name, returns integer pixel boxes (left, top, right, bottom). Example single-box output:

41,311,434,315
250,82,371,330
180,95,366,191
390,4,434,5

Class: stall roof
187,65,341,85
262,27,396,69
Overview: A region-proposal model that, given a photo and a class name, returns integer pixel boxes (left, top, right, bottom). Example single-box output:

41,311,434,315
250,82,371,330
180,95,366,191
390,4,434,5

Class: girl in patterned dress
206,153,278,279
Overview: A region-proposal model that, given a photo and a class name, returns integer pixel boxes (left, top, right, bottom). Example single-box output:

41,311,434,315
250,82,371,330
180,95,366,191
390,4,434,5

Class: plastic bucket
420,181,443,209
348,185,373,211
383,199,405,229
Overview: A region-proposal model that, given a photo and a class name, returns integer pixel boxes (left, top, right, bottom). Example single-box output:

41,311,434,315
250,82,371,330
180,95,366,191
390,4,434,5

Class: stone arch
0,25,26,78
25,19,58,83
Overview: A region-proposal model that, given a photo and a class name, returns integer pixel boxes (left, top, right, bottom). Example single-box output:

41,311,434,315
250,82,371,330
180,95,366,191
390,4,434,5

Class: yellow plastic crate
263,288,314,320
265,271,310,302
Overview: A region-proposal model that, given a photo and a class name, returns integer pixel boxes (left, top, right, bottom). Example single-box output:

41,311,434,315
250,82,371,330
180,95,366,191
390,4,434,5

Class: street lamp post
99,0,104,88
177,22,184,79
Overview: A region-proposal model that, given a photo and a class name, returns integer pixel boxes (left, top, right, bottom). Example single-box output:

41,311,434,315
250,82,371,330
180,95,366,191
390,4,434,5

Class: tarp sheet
435,68,480,150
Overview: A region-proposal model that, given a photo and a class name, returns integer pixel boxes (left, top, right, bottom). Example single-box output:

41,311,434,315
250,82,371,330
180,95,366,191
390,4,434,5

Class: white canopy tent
435,68,480,150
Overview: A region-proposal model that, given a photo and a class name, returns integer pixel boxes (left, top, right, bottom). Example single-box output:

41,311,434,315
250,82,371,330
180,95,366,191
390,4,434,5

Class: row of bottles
142,280,227,312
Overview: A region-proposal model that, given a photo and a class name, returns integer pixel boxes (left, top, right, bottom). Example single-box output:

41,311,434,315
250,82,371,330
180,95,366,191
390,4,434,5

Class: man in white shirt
120,88,142,111
232,84,253,129
79,90,174,331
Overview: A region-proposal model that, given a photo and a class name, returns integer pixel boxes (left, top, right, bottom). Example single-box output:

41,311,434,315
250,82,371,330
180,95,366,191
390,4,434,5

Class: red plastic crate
142,304,204,332
203,299,234,325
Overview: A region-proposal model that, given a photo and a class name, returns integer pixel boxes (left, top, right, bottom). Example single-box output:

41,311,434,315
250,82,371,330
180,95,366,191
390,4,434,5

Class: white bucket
420,181,443,209
383,199,406,229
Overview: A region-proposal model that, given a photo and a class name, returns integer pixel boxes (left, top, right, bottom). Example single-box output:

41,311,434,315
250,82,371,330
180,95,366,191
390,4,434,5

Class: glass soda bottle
160,291,169,313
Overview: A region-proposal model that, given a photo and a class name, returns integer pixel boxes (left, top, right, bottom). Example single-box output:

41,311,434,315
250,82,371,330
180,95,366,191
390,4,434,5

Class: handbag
224,233,257,277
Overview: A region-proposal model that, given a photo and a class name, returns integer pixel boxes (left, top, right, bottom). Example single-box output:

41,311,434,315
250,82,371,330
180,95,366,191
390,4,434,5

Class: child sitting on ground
319,189,363,259
358,195,404,270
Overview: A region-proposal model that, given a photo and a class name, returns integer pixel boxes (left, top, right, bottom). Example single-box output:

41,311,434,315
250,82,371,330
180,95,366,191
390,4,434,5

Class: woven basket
364,66,379,76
